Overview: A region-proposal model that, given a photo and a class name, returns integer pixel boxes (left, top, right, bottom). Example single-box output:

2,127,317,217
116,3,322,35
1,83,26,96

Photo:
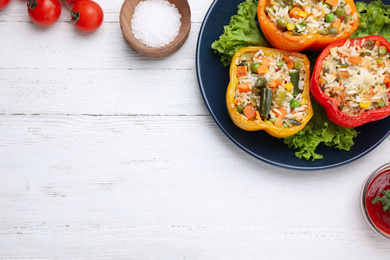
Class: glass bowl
360,162,390,240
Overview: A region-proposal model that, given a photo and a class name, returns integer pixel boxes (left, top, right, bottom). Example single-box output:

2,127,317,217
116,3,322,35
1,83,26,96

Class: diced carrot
282,55,292,63
282,56,294,68
267,79,283,88
348,56,363,65
237,83,251,93
257,64,268,75
243,104,256,120
236,65,248,77
331,72,338,77
339,70,350,78
318,11,326,18
376,41,381,46
261,57,271,66
274,107,287,128
331,19,341,30
233,98,238,106
377,60,385,66
384,76,390,87
326,0,338,7
289,7,302,19
362,57,371,68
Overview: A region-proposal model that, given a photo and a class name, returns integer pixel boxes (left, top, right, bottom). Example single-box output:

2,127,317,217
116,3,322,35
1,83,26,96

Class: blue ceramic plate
196,0,390,170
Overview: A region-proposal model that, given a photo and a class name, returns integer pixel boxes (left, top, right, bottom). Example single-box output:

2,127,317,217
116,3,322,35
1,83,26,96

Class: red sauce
365,169,390,235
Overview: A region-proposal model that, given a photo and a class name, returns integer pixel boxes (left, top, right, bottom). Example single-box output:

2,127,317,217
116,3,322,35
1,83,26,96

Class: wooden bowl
119,0,191,58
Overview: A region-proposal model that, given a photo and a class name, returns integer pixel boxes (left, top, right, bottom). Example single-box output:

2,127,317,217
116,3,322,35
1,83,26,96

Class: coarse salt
131,0,182,48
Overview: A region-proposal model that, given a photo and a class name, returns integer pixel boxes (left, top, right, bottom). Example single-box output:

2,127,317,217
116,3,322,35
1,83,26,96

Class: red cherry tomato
27,0,61,27
70,0,103,33
0,0,11,10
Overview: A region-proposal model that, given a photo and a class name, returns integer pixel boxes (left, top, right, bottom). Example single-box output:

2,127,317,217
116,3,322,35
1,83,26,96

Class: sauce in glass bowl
361,162,390,239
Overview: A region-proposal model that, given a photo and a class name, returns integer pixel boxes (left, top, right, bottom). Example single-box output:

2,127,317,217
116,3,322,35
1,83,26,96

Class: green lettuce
211,0,270,66
284,99,358,161
350,0,390,41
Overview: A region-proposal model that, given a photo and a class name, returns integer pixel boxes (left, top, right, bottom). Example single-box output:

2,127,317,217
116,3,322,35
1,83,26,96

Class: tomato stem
63,0,80,24
27,0,37,10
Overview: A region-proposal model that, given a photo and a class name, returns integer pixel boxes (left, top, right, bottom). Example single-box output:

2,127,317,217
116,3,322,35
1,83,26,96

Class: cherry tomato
0,0,11,10
27,0,61,27
70,0,103,33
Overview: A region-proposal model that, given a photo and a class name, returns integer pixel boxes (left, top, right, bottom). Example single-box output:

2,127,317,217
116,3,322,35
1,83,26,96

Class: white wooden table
1,0,390,258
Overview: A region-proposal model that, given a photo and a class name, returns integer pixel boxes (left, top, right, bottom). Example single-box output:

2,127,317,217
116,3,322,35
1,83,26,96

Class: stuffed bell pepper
257,0,359,52
311,36,390,128
226,46,313,138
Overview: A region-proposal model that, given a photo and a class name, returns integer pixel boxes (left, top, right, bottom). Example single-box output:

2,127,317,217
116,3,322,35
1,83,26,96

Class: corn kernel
359,102,372,109
300,97,306,105
308,15,316,21
284,82,293,91
287,23,295,31
298,11,308,17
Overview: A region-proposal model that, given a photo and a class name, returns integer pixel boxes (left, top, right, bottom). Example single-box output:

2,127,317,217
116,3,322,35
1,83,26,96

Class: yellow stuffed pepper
226,46,313,138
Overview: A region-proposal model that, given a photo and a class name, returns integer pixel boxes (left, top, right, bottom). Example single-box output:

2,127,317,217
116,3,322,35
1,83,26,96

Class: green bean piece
325,13,335,23
327,26,339,35
283,123,290,128
252,63,261,73
276,90,286,106
236,105,244,114
317,28,327,35
290,99,300,109
364,41,376,50
288,119,302,125
269,116,277,124
260,87,273,117
289,69,300,97
335,6,345,17
252,86,262,93
294,60,303,69
277,18,287,30
379,46,387,55
323,2,332,9
375,58,384,65
381,83,387,89
256,77,267,88
300,21,306,26
359,51,371,57
277,60,286,69
377,99,386,108
250,98,257,107
344,14,352,23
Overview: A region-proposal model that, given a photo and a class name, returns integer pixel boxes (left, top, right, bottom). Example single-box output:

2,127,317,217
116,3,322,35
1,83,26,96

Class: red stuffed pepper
311,35,390,128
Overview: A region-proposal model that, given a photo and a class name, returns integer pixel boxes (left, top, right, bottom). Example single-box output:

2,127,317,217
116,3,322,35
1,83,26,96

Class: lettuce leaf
284,98,359,161
350,0,390,41
211,0,270,66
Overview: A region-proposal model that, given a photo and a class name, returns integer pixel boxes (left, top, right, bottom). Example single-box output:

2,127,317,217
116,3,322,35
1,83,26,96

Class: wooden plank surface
0,0,390,258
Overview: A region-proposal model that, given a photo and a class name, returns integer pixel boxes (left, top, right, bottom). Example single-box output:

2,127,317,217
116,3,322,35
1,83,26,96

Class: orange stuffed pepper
257,0,359,52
